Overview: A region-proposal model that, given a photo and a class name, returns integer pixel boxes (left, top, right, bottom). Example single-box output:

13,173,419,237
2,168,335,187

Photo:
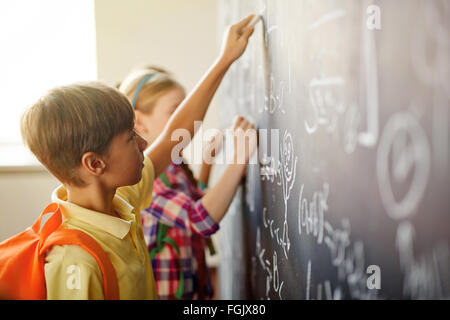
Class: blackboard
216,0,450,299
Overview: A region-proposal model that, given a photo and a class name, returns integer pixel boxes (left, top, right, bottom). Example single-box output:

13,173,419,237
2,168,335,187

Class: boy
19,15,256,299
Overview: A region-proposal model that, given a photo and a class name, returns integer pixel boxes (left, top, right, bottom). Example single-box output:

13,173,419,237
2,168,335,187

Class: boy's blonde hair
20,82,134,186
119,66,184,114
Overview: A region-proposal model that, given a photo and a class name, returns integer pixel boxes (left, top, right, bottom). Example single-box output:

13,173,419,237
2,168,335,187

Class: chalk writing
298,183,328,245
396,221,450,298
255,227,285,299
377,112,431,220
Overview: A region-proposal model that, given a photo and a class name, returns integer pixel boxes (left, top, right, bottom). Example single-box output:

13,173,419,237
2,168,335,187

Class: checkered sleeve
144,179,219,237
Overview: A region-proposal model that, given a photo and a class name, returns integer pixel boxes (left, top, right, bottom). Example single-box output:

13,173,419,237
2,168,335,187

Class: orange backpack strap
37,205,119,300
32,202,61,236
40,229,120,300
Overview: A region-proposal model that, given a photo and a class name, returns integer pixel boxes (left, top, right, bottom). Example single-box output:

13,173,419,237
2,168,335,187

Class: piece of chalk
248,14,262,27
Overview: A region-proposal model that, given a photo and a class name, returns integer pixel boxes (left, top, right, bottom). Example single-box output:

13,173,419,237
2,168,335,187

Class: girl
119,67,256,299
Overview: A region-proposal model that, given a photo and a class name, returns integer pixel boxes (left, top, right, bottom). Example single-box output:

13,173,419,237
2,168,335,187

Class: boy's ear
134,110,148,135
81,152,107,176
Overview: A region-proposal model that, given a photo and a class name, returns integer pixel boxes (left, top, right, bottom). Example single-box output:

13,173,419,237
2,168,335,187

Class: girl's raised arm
146,14,255,177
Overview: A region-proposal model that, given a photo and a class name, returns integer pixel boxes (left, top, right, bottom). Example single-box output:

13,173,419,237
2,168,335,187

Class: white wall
0,0,220,242
94,0,221,176
0,170,60,241
95,0,220,92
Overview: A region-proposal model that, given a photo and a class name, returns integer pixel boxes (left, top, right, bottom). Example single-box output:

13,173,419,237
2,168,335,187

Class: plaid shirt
141,163,219,299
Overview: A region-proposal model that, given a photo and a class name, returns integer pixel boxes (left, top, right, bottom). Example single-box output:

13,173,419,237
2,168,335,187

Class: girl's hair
118,66,184,114
119,66,198,187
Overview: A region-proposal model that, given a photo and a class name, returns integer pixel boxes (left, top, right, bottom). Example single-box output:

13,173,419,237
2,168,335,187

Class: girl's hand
202,130,224,164
231,115,257,166
219,14,256,66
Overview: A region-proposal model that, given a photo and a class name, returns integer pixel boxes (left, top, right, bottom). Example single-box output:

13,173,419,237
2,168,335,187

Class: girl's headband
131,73,156,108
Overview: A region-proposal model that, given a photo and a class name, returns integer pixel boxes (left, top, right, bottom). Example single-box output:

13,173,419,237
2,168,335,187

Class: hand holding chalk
219,15,256,65
247,8,265,28
248,14,262,28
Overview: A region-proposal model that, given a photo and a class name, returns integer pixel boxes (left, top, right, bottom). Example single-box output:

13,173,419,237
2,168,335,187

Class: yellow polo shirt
44,156,158,300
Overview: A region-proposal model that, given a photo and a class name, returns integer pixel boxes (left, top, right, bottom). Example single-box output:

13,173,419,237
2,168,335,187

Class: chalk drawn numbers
255,227,285,300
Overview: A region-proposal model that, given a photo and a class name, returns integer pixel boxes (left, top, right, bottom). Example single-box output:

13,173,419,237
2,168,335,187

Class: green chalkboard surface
217,0,450,299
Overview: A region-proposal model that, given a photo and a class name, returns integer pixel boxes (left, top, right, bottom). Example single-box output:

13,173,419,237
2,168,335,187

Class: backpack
0,202,119,300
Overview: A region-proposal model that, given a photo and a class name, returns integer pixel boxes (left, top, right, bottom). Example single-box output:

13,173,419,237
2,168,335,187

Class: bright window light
0,0,97,166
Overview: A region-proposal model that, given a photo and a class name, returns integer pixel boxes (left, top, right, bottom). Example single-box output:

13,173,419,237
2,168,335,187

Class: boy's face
103,128,148,188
